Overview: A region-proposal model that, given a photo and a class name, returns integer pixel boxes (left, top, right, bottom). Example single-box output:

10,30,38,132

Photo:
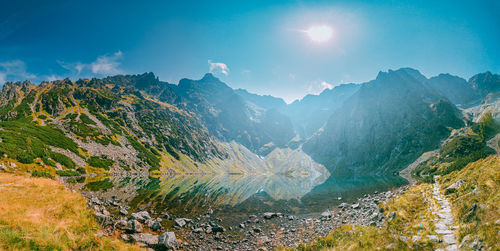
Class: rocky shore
82,184,410,250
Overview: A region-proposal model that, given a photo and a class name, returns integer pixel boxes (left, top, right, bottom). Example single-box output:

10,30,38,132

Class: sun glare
305,25,333,43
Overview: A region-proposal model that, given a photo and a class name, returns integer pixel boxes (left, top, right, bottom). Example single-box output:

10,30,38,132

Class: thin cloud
58,51,124,78
208,60,229,76
0,60,37,84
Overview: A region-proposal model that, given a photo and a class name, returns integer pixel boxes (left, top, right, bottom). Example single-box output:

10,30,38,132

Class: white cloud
208,60,229,76
320,81,334,90
0,60,37,84
57,51,124,78
91,51,123,75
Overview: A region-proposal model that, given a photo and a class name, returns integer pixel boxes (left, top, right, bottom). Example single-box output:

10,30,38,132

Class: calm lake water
71,172,407,225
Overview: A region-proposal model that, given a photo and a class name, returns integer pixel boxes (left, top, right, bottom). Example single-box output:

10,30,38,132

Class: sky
0,0,499,103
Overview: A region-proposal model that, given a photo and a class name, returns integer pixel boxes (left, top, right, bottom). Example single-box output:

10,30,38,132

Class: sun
305,25,333,43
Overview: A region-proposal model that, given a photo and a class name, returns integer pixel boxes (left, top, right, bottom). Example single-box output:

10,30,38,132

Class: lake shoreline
78,178,411,250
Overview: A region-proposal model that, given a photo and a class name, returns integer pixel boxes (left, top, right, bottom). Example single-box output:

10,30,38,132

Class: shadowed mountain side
303,68,465,175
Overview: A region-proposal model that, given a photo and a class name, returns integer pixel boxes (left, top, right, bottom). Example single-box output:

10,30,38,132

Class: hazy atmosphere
0,1,499,250
1,0,499,102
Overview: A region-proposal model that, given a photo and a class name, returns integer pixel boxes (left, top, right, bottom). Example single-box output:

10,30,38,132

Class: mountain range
0,68,498,177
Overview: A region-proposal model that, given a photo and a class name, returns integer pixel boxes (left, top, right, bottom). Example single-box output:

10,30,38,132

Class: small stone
263,212,276,219
93,212,112,226
120,208,128,215
239,223,245,228
411,235,421,242
288,215,295,221
352,203,360,209
131,211,151,222
426,235,440,242
253,227,261,233
174,218,186,228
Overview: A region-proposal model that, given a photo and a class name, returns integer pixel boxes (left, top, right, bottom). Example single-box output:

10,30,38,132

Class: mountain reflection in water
114,173,407,220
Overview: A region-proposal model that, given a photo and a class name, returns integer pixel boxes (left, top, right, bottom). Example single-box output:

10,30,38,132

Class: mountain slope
303,68,465,175
426,73,479,106
287,83,360,139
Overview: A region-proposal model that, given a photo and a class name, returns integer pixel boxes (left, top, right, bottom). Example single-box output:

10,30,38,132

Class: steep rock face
287,84,360,139
426,74,479,106
468,71,500,98
303,68,464,175
170,74,295,155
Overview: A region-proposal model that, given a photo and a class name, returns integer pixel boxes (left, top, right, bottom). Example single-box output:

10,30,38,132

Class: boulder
158,232,177,250
352,203,360,209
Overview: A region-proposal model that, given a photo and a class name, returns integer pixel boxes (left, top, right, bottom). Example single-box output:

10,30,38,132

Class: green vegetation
440,156,499,249
84,178,114,191
55,170,81,177
0,120,80,166
31,170,53,179
413,114,499,179
88,156,114,170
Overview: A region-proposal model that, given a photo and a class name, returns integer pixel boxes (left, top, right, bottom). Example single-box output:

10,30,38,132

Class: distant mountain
469,71,500,98
168,74,295,155
426,73,479,106
303,68,464,175
287,83,360,139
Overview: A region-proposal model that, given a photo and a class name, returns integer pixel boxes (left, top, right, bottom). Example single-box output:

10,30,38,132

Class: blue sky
0,0,499,102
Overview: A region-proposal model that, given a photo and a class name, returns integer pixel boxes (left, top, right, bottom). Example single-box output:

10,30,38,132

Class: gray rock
426,235,440,242
411,235,421,242
388,211,396,221
0,163,6,171
446,179,465,191
93,212,113,226
158,232,177,250
288,215,295,221
399,236,409,242
174,218,186,228
321,210,332,218
120,208,128,215
239,223,245,228
338,203,348,208
130,233,158,245
193,228,203,233
129,220,143,233
131,211,151,222
263,212,276,219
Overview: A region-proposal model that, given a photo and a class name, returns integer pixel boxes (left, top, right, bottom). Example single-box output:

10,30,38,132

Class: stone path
432,178,458,251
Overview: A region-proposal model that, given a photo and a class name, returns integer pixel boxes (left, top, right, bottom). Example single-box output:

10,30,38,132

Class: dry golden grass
439,155,499,249
0,173,142,250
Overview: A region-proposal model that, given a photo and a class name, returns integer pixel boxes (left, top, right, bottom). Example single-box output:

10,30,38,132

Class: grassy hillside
0,173,140,250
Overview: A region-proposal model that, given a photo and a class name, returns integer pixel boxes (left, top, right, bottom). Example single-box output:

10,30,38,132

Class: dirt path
432,178,458,251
